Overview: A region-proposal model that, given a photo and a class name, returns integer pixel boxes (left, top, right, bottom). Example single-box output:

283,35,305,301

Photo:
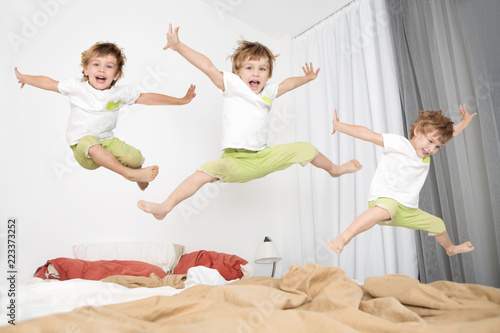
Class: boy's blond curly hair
229,40,278,78
81,42,126,87
409,110,455,144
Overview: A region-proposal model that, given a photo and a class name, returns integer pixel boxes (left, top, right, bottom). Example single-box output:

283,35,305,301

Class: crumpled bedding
102,272,187,289
3,264,499,332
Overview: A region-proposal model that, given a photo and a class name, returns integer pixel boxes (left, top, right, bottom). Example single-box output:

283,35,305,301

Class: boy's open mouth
249,80,260,89
96,76,107,83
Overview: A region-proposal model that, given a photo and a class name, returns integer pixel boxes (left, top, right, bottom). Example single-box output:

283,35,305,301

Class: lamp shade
255,237,281,263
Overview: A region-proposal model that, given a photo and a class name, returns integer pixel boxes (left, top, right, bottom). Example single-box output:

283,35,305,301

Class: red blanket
174,250,247,280
34,257,167,281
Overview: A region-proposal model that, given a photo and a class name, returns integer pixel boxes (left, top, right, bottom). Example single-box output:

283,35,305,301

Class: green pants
370,197,446,235
200,142,318,183
70,135,143,170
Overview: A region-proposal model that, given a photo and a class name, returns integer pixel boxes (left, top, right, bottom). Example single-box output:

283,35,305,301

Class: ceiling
198,0,353,39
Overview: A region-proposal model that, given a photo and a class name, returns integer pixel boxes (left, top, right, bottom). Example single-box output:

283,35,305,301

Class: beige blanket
2,264,499,332
102,272,187,289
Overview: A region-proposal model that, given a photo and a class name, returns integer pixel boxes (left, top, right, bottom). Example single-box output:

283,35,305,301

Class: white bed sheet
1,266,231,325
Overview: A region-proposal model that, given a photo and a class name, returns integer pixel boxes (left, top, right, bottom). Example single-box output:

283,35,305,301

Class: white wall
0,0,301,281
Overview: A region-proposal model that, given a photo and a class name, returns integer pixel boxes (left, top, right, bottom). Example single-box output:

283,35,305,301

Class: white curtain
290,0,418,281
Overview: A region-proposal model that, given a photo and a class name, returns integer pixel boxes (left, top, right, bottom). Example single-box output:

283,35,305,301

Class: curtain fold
291,0,418,282
386,0,500,287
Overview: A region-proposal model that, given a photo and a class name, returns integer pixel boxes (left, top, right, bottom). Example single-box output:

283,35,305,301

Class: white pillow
72,242,185,273
240,263,254,278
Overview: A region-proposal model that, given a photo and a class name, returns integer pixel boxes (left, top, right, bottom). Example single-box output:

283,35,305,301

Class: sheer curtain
387,0,500,287
291,0,418,281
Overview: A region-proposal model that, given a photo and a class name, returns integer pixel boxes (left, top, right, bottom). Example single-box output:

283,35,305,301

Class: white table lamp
254,236,281,277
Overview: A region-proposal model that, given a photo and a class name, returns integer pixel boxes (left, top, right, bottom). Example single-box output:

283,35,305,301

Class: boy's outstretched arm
332,109,384,147
14,67,59,92
277,62,319,98
164,24,224,91
135,84,196,105
453,104,477,137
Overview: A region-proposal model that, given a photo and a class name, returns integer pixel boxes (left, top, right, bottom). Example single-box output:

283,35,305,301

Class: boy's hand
14,67,26,88
453,104,477,137
180,84,197,104
332,109,340,135
459,104,476,125
302,62,320,81
276,62,320,97
163,23,181,52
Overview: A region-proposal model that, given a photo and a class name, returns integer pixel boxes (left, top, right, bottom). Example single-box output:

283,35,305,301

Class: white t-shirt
368,133,430,208
220,71,279,151
58,78,142,145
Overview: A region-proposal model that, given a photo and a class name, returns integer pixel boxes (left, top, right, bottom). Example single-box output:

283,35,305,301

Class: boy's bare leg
88,144,158,190
138,170,218,220
435,232,474,256
311,152,362,177
328,207,390,254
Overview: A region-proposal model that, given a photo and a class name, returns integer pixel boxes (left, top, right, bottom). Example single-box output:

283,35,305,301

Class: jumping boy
15,41,196,190
137,24,362,219
328,106,476,256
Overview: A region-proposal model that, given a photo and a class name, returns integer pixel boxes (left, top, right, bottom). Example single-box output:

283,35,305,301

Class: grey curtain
386,0,500,287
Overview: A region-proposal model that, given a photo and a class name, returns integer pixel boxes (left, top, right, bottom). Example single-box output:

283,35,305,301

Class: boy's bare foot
446,241,474,256
126,166,159,188
330,159,362,177
132,166,158,191
328,235,348,254
137,200,169,220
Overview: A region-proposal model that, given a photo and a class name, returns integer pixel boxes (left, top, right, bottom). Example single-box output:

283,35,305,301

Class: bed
0,242,251,327
1,243,500,332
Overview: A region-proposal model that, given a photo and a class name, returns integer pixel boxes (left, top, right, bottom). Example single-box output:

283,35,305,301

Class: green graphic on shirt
106,100,121,110
261,95,272,105
423,156,430,163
